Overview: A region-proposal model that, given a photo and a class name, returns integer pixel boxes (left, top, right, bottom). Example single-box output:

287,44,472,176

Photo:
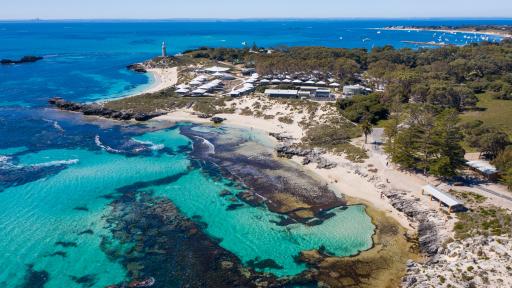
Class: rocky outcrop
384,190,443,256
1,55,43,65
126,63,147,73
49,97,165,122
402,236,512,288
211,117,226,124
276,144,337,169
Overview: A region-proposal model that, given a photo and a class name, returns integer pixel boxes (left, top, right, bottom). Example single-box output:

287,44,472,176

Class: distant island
383,25,512,38
1,55,43,65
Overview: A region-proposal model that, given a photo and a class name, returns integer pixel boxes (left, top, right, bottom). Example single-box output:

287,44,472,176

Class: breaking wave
131,139,165,151
95,135,123,153
31,159,79,168
193,136,215,154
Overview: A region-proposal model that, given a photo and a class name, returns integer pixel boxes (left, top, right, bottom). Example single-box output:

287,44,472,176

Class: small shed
466,160,500,181
421,185,465,213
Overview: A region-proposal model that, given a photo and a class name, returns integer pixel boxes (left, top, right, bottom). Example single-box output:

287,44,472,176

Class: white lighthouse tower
161,41,167,58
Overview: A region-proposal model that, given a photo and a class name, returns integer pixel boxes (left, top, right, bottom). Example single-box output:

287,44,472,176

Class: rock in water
126,63,147,73
211,117,226,124
1,56,43,65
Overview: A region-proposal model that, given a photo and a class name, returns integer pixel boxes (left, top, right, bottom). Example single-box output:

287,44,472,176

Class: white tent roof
305,80,316,84
176,88,190,93
176,84,190,89
329,83,341,87
189,80,202,86
282,79,292,83
422,185,462,207
221,73,235,80
205,66,230,73
192,88,207,94
316,81,327,85
260,79,270,83
292,79,303,84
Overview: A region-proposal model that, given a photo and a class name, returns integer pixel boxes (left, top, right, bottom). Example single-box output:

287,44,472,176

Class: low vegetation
104,89,234,115
451,191,512,239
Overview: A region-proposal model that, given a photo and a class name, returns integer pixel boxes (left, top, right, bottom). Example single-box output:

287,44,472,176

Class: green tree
361,119,373,144
492,147,512,190
385,106,465,178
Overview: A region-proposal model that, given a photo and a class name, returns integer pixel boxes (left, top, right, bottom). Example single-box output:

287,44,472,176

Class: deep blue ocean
0,19,511,287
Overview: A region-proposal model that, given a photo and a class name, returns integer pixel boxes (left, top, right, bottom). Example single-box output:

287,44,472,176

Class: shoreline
377,27,512,39
95,67,178,104
141,67,178,94
154,109,415,231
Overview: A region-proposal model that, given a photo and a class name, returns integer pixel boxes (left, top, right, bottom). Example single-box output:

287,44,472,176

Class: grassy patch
104,89,233,115
301,117,368,162
451,190,487,205
104,89,186,113
452,191,512,239
332,143,369,163
461,93,512,138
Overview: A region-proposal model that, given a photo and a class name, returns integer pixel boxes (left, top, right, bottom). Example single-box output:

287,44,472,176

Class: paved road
476,186,512,202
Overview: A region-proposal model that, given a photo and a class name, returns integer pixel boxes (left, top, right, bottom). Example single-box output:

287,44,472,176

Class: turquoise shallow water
7,19,506,286
0,124,374,287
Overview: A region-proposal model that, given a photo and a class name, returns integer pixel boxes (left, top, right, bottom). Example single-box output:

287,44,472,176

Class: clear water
1,19,510,287
0,122,374,287
0,19,509,107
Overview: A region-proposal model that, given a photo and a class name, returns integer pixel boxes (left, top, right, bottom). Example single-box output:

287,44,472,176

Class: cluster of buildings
229,73,258,97
175,66,234,96
172,62,372,100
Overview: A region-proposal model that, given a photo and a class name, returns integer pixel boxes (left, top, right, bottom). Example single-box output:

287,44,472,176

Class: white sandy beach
136,67,178,95
156,106,415,229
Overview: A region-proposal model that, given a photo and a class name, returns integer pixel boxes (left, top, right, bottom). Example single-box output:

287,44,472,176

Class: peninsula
50,39,512,287
382,25,512,38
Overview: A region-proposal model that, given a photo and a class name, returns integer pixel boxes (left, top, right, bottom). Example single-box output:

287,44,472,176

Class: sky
1,0,512,20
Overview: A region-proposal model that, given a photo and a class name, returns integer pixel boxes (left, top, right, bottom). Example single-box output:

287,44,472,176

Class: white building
343,84,372,97
265,89,298,98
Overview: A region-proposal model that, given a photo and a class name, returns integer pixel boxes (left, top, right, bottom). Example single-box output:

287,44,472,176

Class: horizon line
2,16,512,22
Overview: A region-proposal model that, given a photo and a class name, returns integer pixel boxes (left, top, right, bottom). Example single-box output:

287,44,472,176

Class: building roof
205,66,230,73
176,88,190,93
265,89,298,96
467,160,498,175
192,88,207,94
343,84,366,90
300,86,319,91
422,185,462,207
176,84,190,89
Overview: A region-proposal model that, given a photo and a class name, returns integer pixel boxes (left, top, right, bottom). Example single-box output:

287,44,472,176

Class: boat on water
105,277,156,288
129,277,156,288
